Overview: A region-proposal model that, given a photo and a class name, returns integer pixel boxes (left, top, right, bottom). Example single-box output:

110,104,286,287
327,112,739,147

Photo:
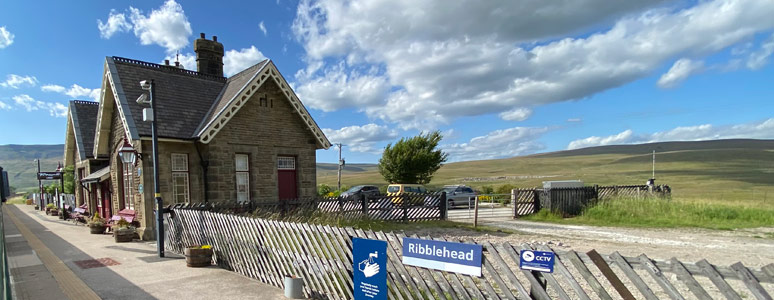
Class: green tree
378,131,448,184
63,165,74,194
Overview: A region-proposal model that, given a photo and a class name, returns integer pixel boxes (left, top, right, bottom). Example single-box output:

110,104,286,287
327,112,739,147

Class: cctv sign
519,250,555,273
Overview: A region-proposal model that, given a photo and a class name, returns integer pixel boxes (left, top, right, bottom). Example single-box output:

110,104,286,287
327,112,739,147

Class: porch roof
81,166,110,183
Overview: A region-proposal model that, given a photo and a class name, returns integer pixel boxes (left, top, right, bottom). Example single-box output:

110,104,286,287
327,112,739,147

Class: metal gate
446,193,514,222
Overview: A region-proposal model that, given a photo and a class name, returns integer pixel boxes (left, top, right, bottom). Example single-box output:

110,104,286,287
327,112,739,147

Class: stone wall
205,79,318,202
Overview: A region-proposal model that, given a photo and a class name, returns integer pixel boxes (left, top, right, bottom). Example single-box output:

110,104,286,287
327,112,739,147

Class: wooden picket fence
164,207,773,300
512,185,672,218
173,193,446,223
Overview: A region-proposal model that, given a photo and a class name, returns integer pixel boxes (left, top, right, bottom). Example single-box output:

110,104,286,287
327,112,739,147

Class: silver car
442,185,477,208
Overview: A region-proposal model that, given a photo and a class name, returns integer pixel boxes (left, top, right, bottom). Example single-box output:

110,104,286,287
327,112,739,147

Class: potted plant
113,217,134,243
50,207,59,217
184,245,213,267
45,203,55,215
88,212,106,234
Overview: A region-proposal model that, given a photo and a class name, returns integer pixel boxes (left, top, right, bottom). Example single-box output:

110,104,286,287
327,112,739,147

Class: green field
318,139,774,210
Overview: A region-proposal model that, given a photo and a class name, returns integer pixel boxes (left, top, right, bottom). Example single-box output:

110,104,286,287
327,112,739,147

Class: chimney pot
200,33,205,38
194,33,225,77
164,59,170,66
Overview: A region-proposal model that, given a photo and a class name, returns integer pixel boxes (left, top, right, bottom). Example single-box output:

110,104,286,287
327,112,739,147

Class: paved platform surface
4,204,287,299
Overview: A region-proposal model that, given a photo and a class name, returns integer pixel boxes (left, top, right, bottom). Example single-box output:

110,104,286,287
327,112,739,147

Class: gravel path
414,219,774,267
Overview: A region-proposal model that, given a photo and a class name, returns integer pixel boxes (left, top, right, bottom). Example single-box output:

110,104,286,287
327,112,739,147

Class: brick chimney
194,33,224,77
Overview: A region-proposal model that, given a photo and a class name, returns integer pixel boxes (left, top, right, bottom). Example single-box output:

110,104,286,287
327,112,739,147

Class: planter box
50,210,59,216
114,229,134,243
89,225,105,234
184,247,213,267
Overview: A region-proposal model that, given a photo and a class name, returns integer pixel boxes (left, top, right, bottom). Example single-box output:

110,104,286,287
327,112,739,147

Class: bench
71,204,89,224
105,209,136,232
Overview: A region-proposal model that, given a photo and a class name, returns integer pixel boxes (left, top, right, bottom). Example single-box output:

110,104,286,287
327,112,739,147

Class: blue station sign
353,238,387,300
402,237,482,277
519,250,555,273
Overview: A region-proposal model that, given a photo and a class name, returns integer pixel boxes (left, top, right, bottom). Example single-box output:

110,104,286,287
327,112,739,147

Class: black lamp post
137,79,164,258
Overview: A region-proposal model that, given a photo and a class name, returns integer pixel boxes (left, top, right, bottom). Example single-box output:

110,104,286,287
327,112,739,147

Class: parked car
340,185,380,201
386,184,428,205
442,185,477,208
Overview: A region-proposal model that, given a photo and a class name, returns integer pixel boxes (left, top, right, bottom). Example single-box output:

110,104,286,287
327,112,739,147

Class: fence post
473,196,479,228
533,189,541,213
512,189,517,219
402,194,408,222
361,195,368,215
440,192,447,220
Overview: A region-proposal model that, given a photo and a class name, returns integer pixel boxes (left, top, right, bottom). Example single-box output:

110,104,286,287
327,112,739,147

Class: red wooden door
277,157,297,200
101,180,112,219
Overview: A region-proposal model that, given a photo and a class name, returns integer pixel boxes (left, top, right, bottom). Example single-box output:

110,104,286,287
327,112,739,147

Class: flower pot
184,247,213,267
114,229,134,243
89,225,105,234
50,210,59,216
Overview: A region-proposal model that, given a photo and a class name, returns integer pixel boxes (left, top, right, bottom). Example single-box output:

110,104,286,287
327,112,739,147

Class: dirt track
413,219,774,267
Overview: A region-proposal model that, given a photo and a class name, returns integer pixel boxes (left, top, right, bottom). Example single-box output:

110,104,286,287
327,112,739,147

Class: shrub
495,184,516,195
317,184,332,197
480,185,494,195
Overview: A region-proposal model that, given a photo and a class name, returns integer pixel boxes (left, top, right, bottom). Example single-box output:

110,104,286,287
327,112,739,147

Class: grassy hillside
318,139,774,208
0,144,64,192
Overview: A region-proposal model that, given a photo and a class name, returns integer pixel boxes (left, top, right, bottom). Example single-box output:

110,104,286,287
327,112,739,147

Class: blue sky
1,0,773,164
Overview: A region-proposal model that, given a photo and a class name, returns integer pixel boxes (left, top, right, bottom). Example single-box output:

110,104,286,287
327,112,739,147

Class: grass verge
524,197,774,230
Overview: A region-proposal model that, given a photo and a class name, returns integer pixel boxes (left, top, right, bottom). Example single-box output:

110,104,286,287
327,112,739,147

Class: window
235,154,249,202
278,156,295,170
122,162,134,210
171,153,189,203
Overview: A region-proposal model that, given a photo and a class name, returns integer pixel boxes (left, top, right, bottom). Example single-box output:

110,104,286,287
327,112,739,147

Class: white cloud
13,94,39,111
568,130,634,150
293,0,774,129
0,100,9,110
443,127,550,162
567,118,774,149
162,52,196,71
97,9,132,39
126,0,192,53
41,84,66,93
40,83,100,101
499,108,532,122
322,123,398,153
11,94,68,117
657,59,705,88
0,26,13,48
296,62,389,111
746,33,774,70
567,118,582,122
223,46,268,76
259,21,267,36
1,74,38,89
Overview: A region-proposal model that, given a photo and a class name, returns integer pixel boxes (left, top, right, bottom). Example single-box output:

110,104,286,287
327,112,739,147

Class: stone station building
64,33,331,240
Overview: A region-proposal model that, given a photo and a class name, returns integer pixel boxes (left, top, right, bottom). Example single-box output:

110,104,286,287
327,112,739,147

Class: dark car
340,185,381,201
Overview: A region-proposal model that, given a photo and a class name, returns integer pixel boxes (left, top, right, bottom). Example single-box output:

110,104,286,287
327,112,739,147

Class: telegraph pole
652,150,656,180
337,143,344,190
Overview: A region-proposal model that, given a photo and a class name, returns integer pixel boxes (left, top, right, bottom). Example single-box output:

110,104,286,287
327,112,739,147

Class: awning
81,166,110,184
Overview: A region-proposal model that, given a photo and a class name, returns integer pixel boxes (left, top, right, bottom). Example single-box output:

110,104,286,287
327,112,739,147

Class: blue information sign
519,250,555,273
353,238,387,300
402,237,483,277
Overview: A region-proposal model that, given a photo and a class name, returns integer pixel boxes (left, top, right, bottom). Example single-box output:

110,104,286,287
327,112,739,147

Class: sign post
353,238,387,300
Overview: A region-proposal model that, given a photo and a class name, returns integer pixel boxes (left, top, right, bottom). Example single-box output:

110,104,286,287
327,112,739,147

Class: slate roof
196,60,268,135
70,100,100,160
109,57,227,139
